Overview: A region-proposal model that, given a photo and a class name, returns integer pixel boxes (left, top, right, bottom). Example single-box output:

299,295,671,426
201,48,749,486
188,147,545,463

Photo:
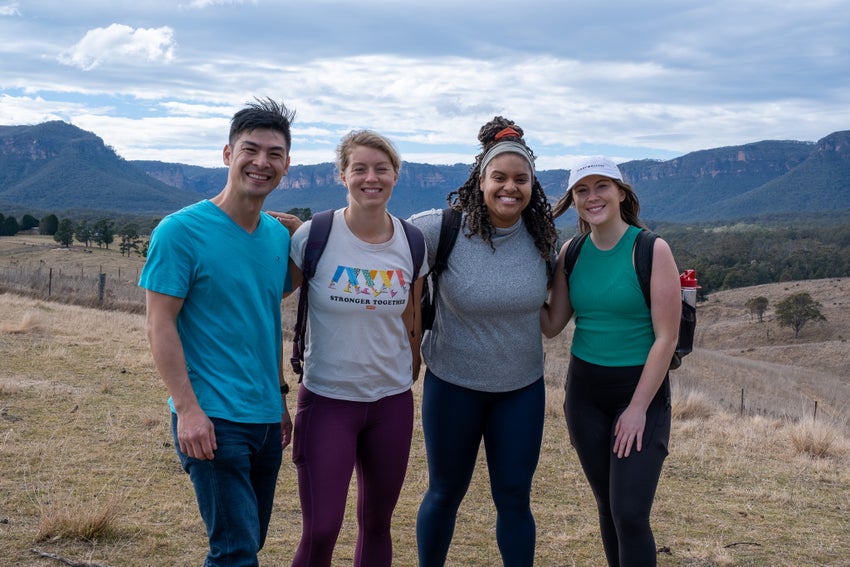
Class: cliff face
0,122,201,214
813,130,850,159
142,166,188,189
2,120,849,222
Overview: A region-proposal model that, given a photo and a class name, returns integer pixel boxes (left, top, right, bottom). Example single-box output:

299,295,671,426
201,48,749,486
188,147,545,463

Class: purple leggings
290,386,414,567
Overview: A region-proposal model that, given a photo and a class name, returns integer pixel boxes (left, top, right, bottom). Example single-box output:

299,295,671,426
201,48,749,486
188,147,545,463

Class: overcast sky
1,0,848,170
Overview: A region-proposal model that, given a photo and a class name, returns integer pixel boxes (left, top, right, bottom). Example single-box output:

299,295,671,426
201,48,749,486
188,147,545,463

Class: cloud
58,24,176,71
0,94,94,126
3,1,848,169
0,2,20,16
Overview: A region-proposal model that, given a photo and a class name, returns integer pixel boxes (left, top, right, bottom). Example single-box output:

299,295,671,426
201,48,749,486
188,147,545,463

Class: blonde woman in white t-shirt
285,130,427,567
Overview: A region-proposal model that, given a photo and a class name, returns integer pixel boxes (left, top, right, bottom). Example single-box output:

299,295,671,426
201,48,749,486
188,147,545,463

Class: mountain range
2,121,849,224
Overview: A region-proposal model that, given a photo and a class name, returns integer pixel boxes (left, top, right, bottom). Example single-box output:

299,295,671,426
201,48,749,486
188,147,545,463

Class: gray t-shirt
408,209,550,392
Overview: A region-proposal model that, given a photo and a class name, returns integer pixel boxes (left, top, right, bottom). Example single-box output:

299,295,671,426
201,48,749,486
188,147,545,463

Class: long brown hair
552,178,645,234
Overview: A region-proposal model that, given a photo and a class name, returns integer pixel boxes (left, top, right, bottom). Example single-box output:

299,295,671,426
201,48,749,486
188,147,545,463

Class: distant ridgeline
2,121,850,224
2,121,850,296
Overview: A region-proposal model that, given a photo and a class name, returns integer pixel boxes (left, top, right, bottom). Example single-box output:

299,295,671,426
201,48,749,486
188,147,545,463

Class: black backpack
290,209,426,377
563,229,695,370
420,208,463,331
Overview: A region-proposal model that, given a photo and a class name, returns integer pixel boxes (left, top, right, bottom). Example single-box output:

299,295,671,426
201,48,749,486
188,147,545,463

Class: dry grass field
1,236,849,566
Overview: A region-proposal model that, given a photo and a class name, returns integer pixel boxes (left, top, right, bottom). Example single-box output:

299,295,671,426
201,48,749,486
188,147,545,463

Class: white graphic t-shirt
290,209,427,402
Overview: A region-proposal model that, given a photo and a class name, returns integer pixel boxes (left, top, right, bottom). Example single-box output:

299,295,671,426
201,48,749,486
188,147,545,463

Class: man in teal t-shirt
139,98,296,566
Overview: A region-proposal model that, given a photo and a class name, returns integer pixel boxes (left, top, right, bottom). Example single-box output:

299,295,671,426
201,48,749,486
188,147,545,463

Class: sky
1,0,849,171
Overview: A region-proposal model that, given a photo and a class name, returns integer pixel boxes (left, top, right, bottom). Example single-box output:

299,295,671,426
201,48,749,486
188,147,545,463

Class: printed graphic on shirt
326,263,409,308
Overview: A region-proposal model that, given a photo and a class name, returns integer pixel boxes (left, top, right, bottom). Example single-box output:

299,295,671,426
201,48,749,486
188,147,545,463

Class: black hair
229,97,296,151
447,116,557,262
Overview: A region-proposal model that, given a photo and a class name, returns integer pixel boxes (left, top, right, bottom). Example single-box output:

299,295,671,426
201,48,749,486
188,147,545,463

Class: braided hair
447,116,557,262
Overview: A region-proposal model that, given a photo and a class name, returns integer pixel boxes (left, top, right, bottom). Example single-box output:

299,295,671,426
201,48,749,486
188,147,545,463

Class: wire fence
0,263,145,313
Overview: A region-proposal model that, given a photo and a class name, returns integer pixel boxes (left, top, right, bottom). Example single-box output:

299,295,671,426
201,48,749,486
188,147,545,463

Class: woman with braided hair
408,116,557,566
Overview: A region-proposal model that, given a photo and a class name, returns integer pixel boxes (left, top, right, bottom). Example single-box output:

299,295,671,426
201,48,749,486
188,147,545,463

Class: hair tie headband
494,127,521,141
479,140,536,176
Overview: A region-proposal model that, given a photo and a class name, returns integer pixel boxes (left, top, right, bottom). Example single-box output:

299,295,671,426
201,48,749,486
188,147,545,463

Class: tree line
0,212,39,235
0,211,152,257
649,220,850,298
4,208,849,296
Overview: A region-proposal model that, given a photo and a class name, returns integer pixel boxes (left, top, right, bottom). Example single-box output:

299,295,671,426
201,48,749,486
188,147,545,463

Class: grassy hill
1,237,848,566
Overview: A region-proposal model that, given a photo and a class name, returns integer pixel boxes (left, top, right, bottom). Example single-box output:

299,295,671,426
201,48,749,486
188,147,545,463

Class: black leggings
564,355,670,567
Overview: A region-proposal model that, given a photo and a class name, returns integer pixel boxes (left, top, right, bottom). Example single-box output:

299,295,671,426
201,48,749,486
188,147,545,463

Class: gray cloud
1,0,848,168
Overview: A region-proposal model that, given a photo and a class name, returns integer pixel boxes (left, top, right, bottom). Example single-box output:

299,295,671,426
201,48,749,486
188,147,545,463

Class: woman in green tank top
541,156,681,567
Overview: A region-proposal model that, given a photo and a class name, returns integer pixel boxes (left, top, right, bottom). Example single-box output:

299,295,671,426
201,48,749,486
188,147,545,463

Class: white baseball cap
567,156,623,192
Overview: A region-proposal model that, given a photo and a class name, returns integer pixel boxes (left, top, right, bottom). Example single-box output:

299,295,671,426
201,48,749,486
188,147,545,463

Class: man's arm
145,289,217,460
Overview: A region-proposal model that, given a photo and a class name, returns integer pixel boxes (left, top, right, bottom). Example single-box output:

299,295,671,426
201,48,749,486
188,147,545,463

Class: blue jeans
172,413,283,567
417,371,545,567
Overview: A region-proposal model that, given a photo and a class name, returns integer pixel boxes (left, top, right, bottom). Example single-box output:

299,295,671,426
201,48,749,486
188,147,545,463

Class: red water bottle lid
680,269,699,288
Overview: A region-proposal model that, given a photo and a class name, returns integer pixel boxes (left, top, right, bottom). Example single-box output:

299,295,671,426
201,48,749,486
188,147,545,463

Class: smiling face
223,128,290,201
339,145,399,212
479,152,533,228
570,174,626,228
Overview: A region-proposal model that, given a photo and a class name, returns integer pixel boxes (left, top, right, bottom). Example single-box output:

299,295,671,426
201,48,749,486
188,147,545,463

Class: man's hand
177,406,217,460
281,396,293,449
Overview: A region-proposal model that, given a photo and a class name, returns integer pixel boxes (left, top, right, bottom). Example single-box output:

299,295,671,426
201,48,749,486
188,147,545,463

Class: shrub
37,493,123,541
789,420,838,459
672,389,715,420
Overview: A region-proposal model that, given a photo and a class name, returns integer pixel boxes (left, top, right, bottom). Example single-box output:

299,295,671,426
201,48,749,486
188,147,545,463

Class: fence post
740,388,744,416
98,273,106,306
48,267,53,297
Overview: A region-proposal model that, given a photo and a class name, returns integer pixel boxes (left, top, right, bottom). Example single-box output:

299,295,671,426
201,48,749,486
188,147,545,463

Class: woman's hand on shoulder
267,210,304,235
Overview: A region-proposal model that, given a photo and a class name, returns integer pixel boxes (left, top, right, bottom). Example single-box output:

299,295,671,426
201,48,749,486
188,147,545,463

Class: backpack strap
564,229,656,308
562,231,590,281
301,210,335,280
419,208,462,332
633,229,658,309
400,218,426,282
428,208,462,302
432,208,462,277
634,228,692,369
290,209,334,377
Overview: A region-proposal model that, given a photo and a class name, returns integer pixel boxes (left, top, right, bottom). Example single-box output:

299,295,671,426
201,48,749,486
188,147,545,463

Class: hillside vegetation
655,218,850,305
0,237,848,566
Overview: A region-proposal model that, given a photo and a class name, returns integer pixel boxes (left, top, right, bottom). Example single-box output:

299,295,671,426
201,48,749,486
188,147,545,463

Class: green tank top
569,225,655,366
